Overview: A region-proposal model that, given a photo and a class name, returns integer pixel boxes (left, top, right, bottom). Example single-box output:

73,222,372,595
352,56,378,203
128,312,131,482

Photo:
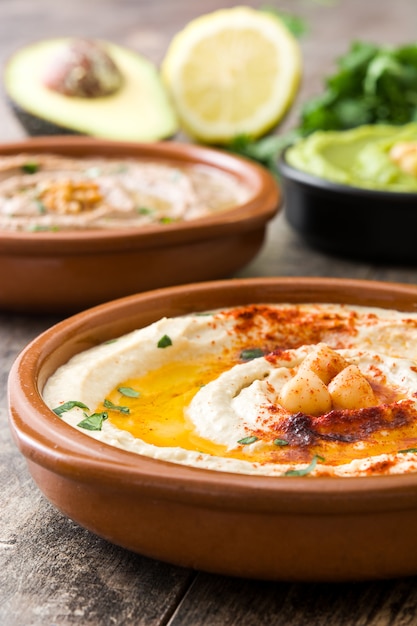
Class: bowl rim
279,145,417,200
8,276,417,515
0,136,280,253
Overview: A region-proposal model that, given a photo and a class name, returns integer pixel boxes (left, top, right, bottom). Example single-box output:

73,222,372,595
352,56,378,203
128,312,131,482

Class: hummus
43,303,417,477
285,122,417,191
0,153,250,231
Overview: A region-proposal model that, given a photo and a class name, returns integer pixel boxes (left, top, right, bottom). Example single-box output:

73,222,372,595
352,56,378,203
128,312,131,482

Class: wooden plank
169,574,417,626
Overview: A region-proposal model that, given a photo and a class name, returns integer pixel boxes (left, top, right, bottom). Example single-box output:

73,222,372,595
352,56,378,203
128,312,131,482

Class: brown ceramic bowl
0,136,279,314
8,276,417,582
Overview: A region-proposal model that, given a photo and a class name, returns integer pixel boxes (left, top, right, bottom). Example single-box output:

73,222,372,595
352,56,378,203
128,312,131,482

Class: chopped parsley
35,199,47,214
53,400,89,417
273,438,289,447
398,447,417,454
284,455,325,477
240,348,265,361
118,386,140,398
77,411,108,431
238,436,259,445
157,334,172,348
103,398,130,414
27,224,59,232
137,207,153,215
21,162,39,174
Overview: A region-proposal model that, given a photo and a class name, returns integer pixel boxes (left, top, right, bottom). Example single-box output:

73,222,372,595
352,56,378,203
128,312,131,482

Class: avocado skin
8,98,82,136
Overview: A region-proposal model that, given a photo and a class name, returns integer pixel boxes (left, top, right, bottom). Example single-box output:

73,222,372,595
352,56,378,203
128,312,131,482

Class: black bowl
279,147,417,264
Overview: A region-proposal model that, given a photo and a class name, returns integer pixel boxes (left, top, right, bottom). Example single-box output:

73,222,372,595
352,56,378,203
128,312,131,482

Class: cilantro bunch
300,40,417,133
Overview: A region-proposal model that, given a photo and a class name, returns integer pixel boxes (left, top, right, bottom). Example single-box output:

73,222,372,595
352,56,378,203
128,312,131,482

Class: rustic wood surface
2,0,417,624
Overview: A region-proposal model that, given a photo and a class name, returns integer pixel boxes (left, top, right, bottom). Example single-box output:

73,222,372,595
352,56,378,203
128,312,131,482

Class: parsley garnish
157,334,172,348
53,400,89,417
284,455,325,477
35,199,47,214
77,411,108,431
240,348,265,361
103,398,130,414
118,386,140,398
273,438,289,447
21,162,39,174
137,207,153,215
398,447,417,454
238,436,259,445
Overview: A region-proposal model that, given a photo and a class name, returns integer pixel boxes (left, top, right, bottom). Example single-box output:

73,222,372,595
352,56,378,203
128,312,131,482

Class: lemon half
161,6,302,144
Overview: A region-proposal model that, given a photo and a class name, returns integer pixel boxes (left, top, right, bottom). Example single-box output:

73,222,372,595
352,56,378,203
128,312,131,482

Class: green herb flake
398,447,417,454
260,6,308,38
238,436,259,445
103,398,130,414
137,207,153,215
21,162,39,174
77,411,108,431
27,224,59,232
157,334,172,348
240,348,265,361
53,400,89,417
284,454,325,477
273,438,289,447
159,216,175,224
118,386,140,398
35,199,47,214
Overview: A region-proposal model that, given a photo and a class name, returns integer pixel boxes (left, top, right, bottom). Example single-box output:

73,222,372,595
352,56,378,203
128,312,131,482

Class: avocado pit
42,38,123,98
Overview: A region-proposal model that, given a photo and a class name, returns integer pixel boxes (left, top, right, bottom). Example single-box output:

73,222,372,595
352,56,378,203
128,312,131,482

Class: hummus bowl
0,136,279,313
279,139,417,265
8,276,417,582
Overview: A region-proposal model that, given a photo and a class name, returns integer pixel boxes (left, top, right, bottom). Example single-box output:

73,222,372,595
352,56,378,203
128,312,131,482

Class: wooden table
2,1,417,623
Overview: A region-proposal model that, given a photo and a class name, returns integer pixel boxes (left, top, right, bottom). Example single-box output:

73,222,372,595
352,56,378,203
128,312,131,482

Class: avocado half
4,38,179,141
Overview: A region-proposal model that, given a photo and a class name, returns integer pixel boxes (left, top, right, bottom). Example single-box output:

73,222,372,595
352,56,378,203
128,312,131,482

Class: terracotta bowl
8,276,417,582
279,148,417,264
0,136,279,314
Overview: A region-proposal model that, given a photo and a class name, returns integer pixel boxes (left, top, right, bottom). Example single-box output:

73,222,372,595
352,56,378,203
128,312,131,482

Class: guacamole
285,123,417,191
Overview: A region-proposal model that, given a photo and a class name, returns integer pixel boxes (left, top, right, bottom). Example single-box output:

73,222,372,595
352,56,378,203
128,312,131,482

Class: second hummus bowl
0,136,279,313
8,276,417,582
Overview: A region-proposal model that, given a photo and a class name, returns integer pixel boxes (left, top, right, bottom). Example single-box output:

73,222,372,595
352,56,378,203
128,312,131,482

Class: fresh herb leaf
53,400,89,417
398,447,417,454
103,398,130,414
240,348,265,361
238,436,259,445
284,454,325,477
260,7,308,38
225,129,301,178
298,40,417,135
118,386,140,398
21,162,39,174
159,216,175,224
137,207,153,215
157,334,172,348
35,199,47,214
77,411,108,431
273,438,289,447
27,224,59,232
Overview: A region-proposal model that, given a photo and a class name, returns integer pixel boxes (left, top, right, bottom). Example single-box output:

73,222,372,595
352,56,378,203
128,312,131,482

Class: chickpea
328,364,376,410
298,343,347,385
278,368,332,417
